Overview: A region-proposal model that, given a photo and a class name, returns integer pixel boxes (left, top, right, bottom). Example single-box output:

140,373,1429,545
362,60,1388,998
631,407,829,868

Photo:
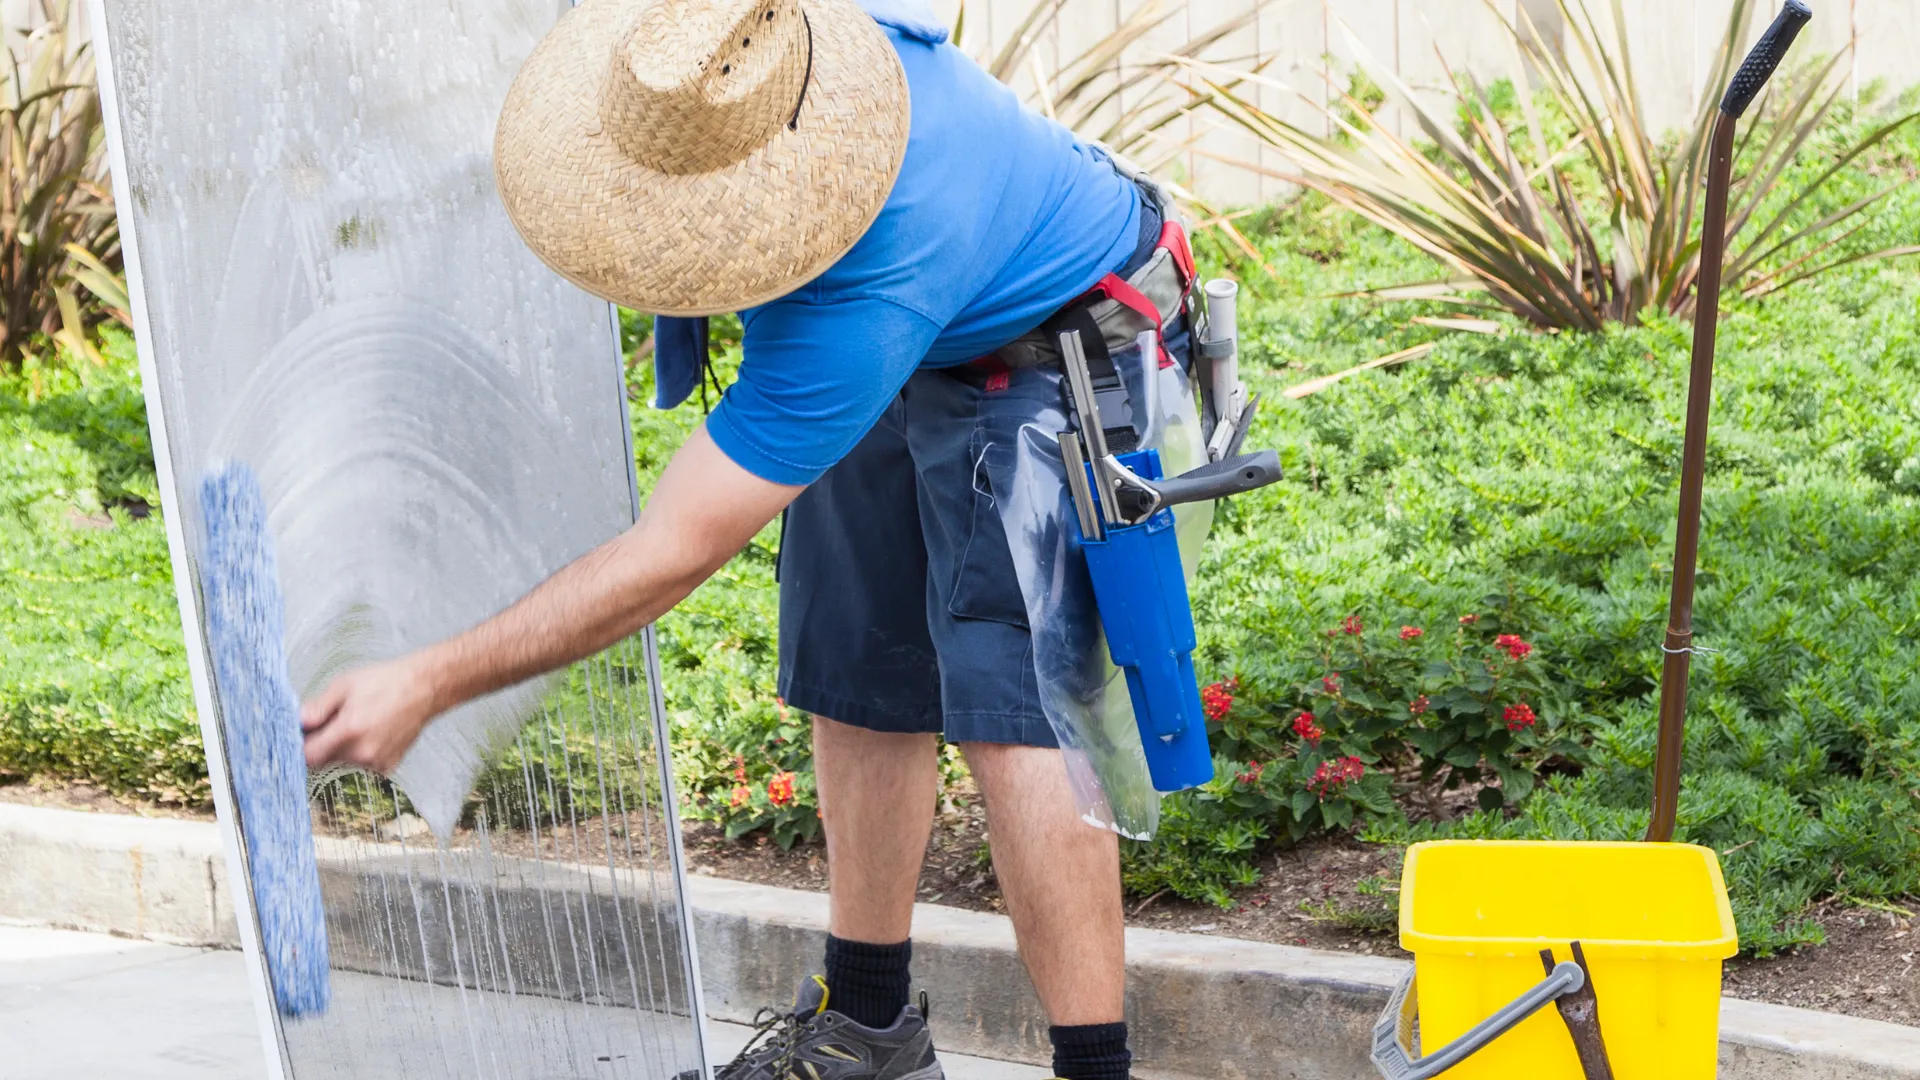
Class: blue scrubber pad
200,461,331,1018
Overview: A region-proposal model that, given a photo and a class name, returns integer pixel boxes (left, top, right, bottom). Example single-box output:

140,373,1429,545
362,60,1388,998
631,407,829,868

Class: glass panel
96,2,706,1077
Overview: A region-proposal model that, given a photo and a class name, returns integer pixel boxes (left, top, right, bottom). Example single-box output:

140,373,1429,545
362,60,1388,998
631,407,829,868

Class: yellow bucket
1391,840,1738,1080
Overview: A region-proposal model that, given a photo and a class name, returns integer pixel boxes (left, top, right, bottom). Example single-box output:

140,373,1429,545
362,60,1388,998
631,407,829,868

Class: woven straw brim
495,0,909,316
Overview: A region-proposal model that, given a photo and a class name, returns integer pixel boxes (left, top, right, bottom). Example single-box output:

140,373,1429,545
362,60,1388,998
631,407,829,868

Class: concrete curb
5,803,1918,1079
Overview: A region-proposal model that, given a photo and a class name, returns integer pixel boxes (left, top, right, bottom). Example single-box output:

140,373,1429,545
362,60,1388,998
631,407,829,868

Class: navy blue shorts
777,199,1192,746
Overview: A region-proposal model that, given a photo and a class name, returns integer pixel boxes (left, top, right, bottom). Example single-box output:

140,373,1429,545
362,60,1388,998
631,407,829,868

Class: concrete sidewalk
0,925,1049,1080
9,803,1920,1079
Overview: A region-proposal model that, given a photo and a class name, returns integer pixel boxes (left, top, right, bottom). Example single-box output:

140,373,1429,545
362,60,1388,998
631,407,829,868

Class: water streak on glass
97,2,705,1076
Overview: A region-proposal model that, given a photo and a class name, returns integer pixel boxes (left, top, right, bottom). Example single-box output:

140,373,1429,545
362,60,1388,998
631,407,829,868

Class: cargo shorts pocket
945,427,1030,628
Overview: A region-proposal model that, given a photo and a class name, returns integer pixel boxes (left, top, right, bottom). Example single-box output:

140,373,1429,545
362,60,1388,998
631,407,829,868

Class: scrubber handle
1370,963,1587,1079
1721,1,1812,119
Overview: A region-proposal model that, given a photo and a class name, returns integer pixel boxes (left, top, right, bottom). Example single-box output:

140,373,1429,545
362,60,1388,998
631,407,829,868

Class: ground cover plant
0,328,195,802
1159,82,1920,954
6,83,1920,958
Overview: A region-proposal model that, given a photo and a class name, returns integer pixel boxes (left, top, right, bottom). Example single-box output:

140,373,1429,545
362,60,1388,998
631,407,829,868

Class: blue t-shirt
705,15,1142,486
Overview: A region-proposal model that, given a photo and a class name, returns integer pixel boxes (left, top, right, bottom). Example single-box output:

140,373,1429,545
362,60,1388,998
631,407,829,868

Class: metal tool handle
1203,279,1246,462
1152,450,1281,509
1721,0,1812,119
1370,963,1586,1080
1653,0,1811,843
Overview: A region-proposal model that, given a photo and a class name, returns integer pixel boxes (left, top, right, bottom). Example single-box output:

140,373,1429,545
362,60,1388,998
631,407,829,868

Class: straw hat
495,0,910,316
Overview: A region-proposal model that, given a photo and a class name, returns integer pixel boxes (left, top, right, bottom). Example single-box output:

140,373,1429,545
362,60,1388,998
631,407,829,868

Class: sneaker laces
714,1004,818,1080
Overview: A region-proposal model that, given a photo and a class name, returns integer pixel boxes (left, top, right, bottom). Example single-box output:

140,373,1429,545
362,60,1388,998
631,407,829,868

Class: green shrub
0,329,199,803
1214,610,1594,815
1124,750,1396,908
8,102,1920,963
1177,130,1920,947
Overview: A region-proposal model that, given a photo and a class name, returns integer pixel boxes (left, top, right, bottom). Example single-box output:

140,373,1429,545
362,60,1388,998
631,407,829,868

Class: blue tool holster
1055,305,1278,794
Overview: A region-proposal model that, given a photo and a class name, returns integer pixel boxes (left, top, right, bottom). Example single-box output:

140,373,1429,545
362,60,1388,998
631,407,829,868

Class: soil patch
680,801,1407,959
1724,899,1920,1026
13,778,1918,1026
0,776,213,821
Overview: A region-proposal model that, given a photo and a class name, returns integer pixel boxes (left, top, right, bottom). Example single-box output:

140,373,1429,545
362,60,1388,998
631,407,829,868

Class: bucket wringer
1370,4,1810,1079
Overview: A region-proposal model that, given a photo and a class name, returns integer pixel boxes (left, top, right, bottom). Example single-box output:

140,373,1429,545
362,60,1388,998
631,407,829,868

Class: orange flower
767,771,797,807
729,785,751,808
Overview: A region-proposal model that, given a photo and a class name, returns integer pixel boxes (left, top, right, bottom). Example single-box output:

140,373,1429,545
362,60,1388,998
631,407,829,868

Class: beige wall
930,0,1920,204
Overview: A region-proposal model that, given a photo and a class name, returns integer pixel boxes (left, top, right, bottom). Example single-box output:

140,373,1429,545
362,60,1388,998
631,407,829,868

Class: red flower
1201,681,1235,721
1409,694,1430,716
731,756,748,784
1292,711,1324,744
1495,634,1533,660
1234,760,1266,785
1321,674,1342,695
767,771,797,807
729,785,751,808
1340,615,1364,636
1503,703,1538,731
1400,626,1424,641
1309,756,1367,798
1459,613,1479,625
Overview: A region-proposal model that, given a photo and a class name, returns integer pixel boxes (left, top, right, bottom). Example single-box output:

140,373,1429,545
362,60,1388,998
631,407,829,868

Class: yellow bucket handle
1370,961,1586,1079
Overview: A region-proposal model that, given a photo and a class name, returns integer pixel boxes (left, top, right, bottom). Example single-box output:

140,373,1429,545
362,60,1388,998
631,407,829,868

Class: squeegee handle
1151,449,1281,508
1721,0,1812,119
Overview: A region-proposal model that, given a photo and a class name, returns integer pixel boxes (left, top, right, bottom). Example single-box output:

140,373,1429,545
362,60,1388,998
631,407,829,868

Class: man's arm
301,423,801,772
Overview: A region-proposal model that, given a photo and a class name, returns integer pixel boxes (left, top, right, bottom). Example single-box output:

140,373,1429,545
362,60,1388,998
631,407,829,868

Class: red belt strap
1078,220,1195,369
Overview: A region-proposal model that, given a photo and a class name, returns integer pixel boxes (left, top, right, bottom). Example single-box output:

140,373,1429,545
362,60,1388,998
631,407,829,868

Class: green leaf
1291,789,1317,818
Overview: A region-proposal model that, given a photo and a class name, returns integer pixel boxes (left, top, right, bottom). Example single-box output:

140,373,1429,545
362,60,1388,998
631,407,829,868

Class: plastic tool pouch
1076,450,1209,791
991,212,1270,836
1056,327,1281,795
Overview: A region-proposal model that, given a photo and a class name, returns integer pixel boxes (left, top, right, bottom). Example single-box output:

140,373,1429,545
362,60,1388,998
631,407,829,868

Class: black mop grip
1721,0,1812,119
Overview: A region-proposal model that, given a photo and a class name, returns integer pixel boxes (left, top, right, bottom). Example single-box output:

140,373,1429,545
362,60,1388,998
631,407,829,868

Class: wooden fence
10,0,1917,204
925,0,1920,204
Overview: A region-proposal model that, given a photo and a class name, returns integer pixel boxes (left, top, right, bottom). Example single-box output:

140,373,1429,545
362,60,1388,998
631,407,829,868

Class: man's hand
301,657,441,774
299,425,801,775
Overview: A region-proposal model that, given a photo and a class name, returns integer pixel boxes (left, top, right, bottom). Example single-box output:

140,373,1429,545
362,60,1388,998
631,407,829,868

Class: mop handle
1647,1,1812,845
1721,0,1812,119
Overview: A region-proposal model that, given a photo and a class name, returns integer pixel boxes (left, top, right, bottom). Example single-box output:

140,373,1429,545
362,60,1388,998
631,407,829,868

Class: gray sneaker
679,976,943,1080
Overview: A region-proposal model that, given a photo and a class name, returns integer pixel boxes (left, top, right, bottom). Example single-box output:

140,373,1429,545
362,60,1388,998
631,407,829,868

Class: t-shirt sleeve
707,296,943,486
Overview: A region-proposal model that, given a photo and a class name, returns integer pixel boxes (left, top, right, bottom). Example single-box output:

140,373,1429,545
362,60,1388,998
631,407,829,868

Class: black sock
1050,1022,1130,1080
823,935,912,1029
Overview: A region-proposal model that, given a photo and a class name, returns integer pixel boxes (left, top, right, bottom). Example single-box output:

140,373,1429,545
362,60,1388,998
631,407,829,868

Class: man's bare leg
814,716,939,944
961,742,1126,1026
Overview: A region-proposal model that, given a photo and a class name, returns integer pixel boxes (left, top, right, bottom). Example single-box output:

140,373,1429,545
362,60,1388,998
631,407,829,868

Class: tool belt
992,219,1196,374
971,208,1197,455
